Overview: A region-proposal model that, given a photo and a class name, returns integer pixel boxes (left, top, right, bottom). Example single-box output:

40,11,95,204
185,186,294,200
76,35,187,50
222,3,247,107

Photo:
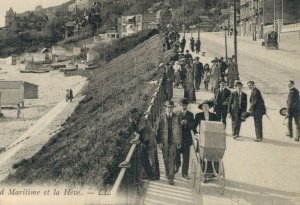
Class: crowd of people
128,29,300,186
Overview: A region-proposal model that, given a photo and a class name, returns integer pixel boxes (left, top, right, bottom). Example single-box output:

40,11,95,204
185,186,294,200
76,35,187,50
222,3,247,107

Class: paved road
175,32,300,205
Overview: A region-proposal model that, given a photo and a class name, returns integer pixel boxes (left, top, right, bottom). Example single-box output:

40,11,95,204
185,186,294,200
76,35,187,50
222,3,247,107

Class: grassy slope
6,34,164,186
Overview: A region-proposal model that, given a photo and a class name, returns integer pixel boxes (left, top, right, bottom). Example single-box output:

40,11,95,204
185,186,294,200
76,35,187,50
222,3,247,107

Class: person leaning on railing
129,108,160,180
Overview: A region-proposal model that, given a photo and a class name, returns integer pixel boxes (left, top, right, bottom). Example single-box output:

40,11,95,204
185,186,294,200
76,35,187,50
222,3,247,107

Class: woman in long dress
184,61,196,102
210,59,221,93
173,61,182,88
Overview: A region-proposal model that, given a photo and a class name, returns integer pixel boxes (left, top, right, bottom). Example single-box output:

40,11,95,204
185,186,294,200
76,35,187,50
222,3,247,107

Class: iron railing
110,76,166,204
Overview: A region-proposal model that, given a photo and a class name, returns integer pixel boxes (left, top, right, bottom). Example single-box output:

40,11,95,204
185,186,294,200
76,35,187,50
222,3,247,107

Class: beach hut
87,51,99,63
0,81,38,107
24,82,39,99
0,81,24,106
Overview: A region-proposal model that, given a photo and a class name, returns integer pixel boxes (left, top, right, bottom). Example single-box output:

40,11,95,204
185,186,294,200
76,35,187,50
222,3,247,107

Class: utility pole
233,0,238,66
183,1,186,37
224,28,228,61
281,0,283,25
197,0,200,39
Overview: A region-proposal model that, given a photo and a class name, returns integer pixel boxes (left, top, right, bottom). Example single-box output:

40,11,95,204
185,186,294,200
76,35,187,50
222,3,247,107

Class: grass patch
6,32,164,187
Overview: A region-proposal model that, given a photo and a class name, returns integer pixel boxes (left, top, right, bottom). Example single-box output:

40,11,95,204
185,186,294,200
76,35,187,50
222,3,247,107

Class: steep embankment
6,33,164,187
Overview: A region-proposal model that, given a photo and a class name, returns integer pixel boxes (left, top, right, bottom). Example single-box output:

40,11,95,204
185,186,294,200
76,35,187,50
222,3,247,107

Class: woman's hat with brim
198,100,214,110
279,107,287,116
164,100,176,107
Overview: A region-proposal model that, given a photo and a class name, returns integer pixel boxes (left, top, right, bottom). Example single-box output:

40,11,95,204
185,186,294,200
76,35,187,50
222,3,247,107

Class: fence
281,23,300,33
110,76,166,204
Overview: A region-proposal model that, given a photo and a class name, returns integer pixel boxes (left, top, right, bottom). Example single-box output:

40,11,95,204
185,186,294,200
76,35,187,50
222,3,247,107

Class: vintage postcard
0,0,299,205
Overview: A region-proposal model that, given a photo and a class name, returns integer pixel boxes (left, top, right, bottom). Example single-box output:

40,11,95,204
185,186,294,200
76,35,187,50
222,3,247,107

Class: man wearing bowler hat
214,79,231,127
247,81,266,142
157,101,182,185
175,98,197,179
228,81,247,139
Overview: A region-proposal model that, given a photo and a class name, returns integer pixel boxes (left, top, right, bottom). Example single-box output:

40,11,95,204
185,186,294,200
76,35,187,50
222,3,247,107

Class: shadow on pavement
235,135,300,148
202,179,300,205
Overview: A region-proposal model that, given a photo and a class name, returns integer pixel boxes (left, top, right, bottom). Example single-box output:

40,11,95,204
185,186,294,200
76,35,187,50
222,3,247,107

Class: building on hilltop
5,8,48,31
68,0,136,12
118,9,162,37
118,15,144,37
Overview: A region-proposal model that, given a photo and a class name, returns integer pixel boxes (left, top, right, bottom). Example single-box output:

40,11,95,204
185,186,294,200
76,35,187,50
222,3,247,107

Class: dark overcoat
157,113,182,146
249,87,266,117
214,88,231,112
228,91,247,116
287,87,300,115
177,110,197,147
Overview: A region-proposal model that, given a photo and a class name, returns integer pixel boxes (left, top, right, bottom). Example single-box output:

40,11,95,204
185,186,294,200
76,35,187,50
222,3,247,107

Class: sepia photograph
0,0,299,204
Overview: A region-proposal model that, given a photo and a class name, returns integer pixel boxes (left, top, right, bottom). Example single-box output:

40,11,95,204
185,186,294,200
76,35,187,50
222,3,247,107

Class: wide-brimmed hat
198,100,214,110
279,107,287,116
164,100,176,107
180,98,189,105
235,81,243,86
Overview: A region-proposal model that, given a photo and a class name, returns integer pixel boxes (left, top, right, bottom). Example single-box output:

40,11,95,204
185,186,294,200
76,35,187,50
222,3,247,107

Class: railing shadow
201,179,300,205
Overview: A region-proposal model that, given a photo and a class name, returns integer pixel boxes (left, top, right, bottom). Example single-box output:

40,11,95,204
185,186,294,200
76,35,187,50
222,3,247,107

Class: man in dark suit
193,57,204,91
228,81,247,139
286,80,300,141
175,98,197,179
247,81,266,142
157,101,182,185
214,80,231,127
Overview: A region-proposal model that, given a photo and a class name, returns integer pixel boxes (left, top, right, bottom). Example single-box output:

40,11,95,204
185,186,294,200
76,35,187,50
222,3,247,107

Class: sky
0,0,70,27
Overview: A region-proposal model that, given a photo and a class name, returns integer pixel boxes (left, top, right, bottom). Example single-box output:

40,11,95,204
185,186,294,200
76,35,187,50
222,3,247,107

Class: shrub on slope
6,33,164,187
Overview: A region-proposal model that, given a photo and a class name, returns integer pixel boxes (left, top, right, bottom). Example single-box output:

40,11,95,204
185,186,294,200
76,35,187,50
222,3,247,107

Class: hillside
5,32,164,187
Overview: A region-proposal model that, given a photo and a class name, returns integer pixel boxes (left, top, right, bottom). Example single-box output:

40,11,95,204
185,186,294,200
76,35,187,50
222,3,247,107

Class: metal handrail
110,76,166,203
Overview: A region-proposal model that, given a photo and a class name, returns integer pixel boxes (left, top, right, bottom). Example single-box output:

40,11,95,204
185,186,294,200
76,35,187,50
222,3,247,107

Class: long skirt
185,82,196,102
174,71,181,86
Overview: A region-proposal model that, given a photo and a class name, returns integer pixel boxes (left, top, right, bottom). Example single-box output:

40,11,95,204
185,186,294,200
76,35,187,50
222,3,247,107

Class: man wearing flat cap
129,108,160,180
175,98,197,179
157,101,182,185
214,79,231,127
228,81,247,139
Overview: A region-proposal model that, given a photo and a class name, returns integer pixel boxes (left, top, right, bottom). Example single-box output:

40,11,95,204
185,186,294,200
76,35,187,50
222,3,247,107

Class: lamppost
233,0,238,66
224,27,228,61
